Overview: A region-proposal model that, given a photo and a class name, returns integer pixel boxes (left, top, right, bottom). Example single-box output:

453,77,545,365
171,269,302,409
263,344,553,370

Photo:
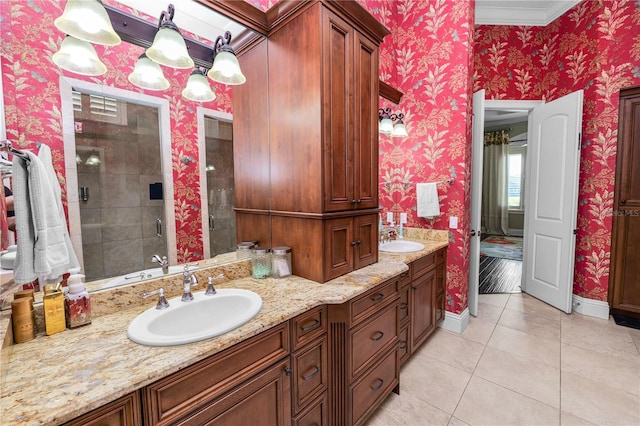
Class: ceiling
475,0,582,26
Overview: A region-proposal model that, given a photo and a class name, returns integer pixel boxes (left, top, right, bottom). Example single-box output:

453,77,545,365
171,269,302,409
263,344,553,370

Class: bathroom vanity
0,237,447,426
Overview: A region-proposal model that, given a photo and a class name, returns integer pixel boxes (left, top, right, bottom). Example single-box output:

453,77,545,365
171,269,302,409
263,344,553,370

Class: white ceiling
475,0,583,26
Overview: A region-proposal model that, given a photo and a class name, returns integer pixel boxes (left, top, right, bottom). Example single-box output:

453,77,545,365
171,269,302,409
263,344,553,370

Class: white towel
416,182,440,219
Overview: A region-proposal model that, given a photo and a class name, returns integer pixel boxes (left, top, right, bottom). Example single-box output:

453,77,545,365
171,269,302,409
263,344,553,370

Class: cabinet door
353,32,378,210
353,214,378,270
177,359,292,426
322,10,355,212
610,214,640,314
410,269,436,353
324,217,354,280
64,392,142,426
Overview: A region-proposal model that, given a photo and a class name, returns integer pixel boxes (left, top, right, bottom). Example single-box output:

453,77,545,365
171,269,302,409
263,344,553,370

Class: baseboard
439,308,469,334
508,229,523,237
572,295,609,320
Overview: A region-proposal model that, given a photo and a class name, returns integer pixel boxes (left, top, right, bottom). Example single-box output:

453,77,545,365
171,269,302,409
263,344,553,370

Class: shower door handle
156,218,162,238
209,215,215,231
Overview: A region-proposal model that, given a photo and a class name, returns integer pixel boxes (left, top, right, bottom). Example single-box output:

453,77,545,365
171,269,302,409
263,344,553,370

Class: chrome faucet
142,287,169,310
379,226,398,244
181,265,199,302
151,255,169,274
205,273,224,296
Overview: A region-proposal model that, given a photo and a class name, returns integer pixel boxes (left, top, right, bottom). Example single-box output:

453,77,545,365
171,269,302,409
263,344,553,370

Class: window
72,90,128,125
507,145,526,210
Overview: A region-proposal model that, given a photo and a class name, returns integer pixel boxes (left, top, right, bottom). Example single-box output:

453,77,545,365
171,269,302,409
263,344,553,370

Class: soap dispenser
65,274,91,328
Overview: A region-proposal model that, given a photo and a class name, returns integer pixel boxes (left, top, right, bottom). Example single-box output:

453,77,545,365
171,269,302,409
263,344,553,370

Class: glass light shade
146,26,194,69
391,122,409,138
182,69,216,102
52,36,107,76
379,117,394,134
128,54,170,91
208,51,246,85
54,0,121,46
86,153,101,165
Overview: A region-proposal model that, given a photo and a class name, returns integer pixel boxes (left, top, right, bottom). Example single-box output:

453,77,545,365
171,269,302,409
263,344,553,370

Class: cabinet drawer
351,279,398,324
293,392,329,426
398,324,410,367
350,348,398,426
351,302,398,379
398,269,411,287
397,284,410,326
292,306,327,351
143,323,290,425
436,247,446,264
412,252,437,279
293,336,328,415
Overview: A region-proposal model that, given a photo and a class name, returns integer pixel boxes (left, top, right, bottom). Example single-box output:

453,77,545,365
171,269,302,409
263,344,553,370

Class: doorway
479,109,528,294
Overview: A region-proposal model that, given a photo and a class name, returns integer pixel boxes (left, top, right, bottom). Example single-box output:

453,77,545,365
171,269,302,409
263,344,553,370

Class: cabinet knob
356,240,362,246
620,199,627,204
351,199,357,204
284,367,292,377
351,241,357,246
356,199,362,204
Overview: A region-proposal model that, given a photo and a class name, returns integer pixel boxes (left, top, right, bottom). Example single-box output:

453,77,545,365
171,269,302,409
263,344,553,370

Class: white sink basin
128,289,262,346
102,265,186,289
379,240,425,253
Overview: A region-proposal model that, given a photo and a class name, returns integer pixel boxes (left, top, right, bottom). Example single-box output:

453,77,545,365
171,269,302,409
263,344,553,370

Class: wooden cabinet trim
64,391,142,426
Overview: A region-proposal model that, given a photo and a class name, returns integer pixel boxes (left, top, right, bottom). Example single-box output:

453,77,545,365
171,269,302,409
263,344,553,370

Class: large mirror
0,0,265,303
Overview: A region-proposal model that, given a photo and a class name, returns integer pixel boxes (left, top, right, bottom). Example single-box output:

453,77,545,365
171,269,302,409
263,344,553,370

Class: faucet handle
142,288,169,310
205,274,224,295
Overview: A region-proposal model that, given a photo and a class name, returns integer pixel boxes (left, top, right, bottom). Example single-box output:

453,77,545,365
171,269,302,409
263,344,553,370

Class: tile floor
366,293,640,426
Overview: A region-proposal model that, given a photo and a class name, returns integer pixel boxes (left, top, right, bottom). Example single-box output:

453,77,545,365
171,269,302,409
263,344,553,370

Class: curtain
482,129,510,236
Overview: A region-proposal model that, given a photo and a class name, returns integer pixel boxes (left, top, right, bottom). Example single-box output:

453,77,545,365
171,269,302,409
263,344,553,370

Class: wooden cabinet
291,307,329,422
610,86,640,317
328,277,400,425
236,1,389,283
142,323,290,425
63,392,142,426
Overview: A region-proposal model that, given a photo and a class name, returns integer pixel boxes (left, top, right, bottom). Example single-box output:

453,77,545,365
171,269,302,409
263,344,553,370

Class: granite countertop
0,233,447,425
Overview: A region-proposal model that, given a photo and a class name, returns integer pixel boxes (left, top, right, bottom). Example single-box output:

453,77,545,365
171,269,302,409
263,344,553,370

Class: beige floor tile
506,293,562,320
448,417,470,426
478,293,511,308
366,391,451,426
487,325,560,368
499,305,561,340
454,376,559,426
561,314,638,358
401,354,472,414
474,346,560,408
561,343,640,398
627,326,640,354
475,301,504,324
560,410,597,425
561,370,640,426
414,329,486,374
460,317,496,345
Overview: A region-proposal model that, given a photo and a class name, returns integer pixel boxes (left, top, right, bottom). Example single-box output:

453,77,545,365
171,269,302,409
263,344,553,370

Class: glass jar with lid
236,242,255,259
251,248,272,279
271,246,292,278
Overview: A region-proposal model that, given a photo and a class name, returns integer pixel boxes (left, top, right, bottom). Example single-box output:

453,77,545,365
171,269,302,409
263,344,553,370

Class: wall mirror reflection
0,0,263,306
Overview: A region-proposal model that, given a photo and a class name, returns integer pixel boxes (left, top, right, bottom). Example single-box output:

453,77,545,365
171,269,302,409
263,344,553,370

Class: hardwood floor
479,256,522,294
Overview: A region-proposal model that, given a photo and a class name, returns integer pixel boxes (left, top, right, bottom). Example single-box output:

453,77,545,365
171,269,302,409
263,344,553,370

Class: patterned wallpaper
0,0,232,264
474,0,640,302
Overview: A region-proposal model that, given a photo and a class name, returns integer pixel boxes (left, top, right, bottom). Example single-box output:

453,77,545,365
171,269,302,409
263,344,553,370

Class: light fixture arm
213,31,234,58
157,4,178,32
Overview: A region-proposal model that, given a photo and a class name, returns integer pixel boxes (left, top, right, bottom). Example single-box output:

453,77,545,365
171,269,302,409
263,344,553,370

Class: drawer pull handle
402,272,410,279
371,293,384,302
400,303,408,310
302,366,321,381
300,319,321,332
399,341,407,349
371,331,384,341
370,378,384,391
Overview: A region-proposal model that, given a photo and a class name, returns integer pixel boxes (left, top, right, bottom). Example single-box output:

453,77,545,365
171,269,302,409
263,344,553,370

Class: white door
522,90,583,313
469,90,485,317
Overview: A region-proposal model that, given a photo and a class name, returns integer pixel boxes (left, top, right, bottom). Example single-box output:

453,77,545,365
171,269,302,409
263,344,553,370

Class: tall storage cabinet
235,0,389,283
609,86,640,317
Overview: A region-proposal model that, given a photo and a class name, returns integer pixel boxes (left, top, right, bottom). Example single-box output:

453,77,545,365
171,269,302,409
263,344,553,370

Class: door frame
60,77,177,269
197,107,233,259
469,98,543,315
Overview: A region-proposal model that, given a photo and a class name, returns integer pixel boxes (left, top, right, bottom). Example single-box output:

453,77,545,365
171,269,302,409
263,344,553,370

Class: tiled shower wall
75,98,165,282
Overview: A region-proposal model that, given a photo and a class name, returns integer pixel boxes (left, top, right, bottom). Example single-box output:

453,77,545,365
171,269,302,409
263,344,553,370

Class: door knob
470,230,476,236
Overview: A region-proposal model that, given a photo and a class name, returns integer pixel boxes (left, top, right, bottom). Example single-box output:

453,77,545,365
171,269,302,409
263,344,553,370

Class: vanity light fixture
182,68,216,102
54,0,121,46
378,108,409,138
128,53,170,91
85,151,101,166
207,31,246,85
53,35,107,76
146,4,194,69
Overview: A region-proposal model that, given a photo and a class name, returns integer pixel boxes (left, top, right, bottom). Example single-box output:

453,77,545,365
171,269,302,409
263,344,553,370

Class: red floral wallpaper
474,0,640,302
0,0,232,263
